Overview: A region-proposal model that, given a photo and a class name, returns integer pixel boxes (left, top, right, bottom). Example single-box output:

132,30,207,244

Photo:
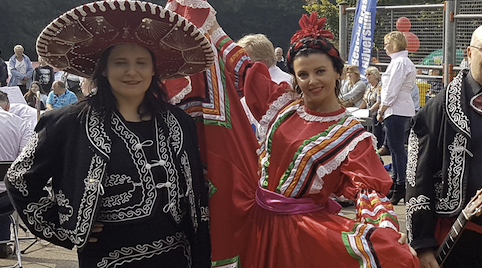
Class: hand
22,76,29,81
88,222,104,243
397,232,417,257
376,113,383,122
418,248,440,268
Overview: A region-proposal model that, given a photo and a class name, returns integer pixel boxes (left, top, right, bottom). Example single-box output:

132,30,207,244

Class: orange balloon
396,17,411,32
403,32,420,52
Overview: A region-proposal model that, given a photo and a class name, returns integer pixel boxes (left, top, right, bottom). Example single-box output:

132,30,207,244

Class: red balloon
403,32,420,52
396,17,411,32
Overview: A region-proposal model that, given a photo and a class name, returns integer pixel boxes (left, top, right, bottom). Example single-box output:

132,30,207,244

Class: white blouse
380,50,416,118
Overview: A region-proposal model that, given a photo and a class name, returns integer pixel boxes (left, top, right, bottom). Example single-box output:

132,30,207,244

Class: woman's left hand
398,232,417,257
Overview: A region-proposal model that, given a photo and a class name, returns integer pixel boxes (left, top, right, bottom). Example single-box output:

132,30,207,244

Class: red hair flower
290,12,334,44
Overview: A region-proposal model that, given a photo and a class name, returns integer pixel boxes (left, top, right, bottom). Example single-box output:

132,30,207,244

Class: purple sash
255,185,342,215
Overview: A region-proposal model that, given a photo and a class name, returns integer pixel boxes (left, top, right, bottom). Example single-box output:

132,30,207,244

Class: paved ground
0,156,401,267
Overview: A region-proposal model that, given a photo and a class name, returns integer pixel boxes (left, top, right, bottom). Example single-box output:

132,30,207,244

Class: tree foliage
303,0,445,44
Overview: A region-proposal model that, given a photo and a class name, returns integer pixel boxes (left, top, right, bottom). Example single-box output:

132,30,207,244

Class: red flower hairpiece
290,12,334,44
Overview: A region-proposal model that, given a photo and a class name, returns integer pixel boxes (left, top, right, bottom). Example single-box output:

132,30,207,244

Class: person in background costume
5,1,212,267
407,24,482,268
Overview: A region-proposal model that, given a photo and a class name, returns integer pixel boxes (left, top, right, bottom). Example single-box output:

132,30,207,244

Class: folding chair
0,161,22,268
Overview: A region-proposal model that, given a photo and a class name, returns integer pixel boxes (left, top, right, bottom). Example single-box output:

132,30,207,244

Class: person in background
275,47,288,72
407,24,482,268
339,65,366,107
0,91,32,259
376,31,416,205
78,77,95,99
45,80,78,110
7,45,33,94
33,56,55,93
8,102,38,133
360,66,383,148
238,34,292,136
460,48,469,69
427,69,443,96
0,51,7,87
24,81,47,110
239,35,292,86
5,2,211,267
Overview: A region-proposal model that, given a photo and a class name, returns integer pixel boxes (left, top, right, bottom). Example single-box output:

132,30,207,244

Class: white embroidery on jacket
436,133,466,214
6,132,39,196
56,190,74,225
406,195,431,243
446,70,470,137
406,129,419,188
96,232,191,268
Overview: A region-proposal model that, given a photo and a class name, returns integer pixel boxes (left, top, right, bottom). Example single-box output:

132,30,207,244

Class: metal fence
339,0,482,106
455,0,482,64
340,4,445,69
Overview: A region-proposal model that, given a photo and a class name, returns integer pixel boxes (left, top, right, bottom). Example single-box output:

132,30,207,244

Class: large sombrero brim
36,0,214,81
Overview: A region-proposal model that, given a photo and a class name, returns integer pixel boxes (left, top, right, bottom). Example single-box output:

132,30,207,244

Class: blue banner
348,0,377,80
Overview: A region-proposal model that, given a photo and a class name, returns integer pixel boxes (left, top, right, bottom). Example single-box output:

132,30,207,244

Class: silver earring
295,85,300,93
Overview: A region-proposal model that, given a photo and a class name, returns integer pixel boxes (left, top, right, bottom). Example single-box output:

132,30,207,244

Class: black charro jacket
406,69,476,251
5,100,211,266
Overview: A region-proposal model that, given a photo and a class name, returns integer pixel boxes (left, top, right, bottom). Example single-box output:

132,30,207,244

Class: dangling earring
295,85,301,93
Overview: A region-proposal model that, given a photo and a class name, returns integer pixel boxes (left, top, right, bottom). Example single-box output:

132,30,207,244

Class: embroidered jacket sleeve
406,91,445,251
340,80,367,104
173,107,212,267
210,28,291,122
5,110,77,249
337,137,399,231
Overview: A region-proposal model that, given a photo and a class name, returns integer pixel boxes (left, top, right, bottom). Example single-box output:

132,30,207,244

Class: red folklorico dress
165,1,420,267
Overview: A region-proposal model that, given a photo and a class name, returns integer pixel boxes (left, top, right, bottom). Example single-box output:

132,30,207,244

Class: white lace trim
314,131,373,182
210,27,227,46
296,105,348,123
258,92,296,144
169,0,213,9
168,77,193,105
165,0,217,34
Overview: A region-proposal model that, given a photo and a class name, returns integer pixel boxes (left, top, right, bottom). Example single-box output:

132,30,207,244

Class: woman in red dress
204,12,420,268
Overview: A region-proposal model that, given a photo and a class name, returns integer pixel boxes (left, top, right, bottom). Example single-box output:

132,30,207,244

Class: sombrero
36,0,214,81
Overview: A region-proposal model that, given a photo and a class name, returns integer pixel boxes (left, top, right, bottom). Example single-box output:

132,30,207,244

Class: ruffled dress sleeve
210,28,292,122
336,137,400,231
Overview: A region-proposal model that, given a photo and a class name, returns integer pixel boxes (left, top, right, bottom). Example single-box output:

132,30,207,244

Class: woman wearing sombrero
5,1,212,267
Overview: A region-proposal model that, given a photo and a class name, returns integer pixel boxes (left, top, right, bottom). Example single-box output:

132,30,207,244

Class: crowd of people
0,0,481,267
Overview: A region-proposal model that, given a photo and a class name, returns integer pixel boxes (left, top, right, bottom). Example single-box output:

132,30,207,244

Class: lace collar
296,104,348,123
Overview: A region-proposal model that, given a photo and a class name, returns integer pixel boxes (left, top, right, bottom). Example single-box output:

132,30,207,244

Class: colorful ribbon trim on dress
255,184,342,214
